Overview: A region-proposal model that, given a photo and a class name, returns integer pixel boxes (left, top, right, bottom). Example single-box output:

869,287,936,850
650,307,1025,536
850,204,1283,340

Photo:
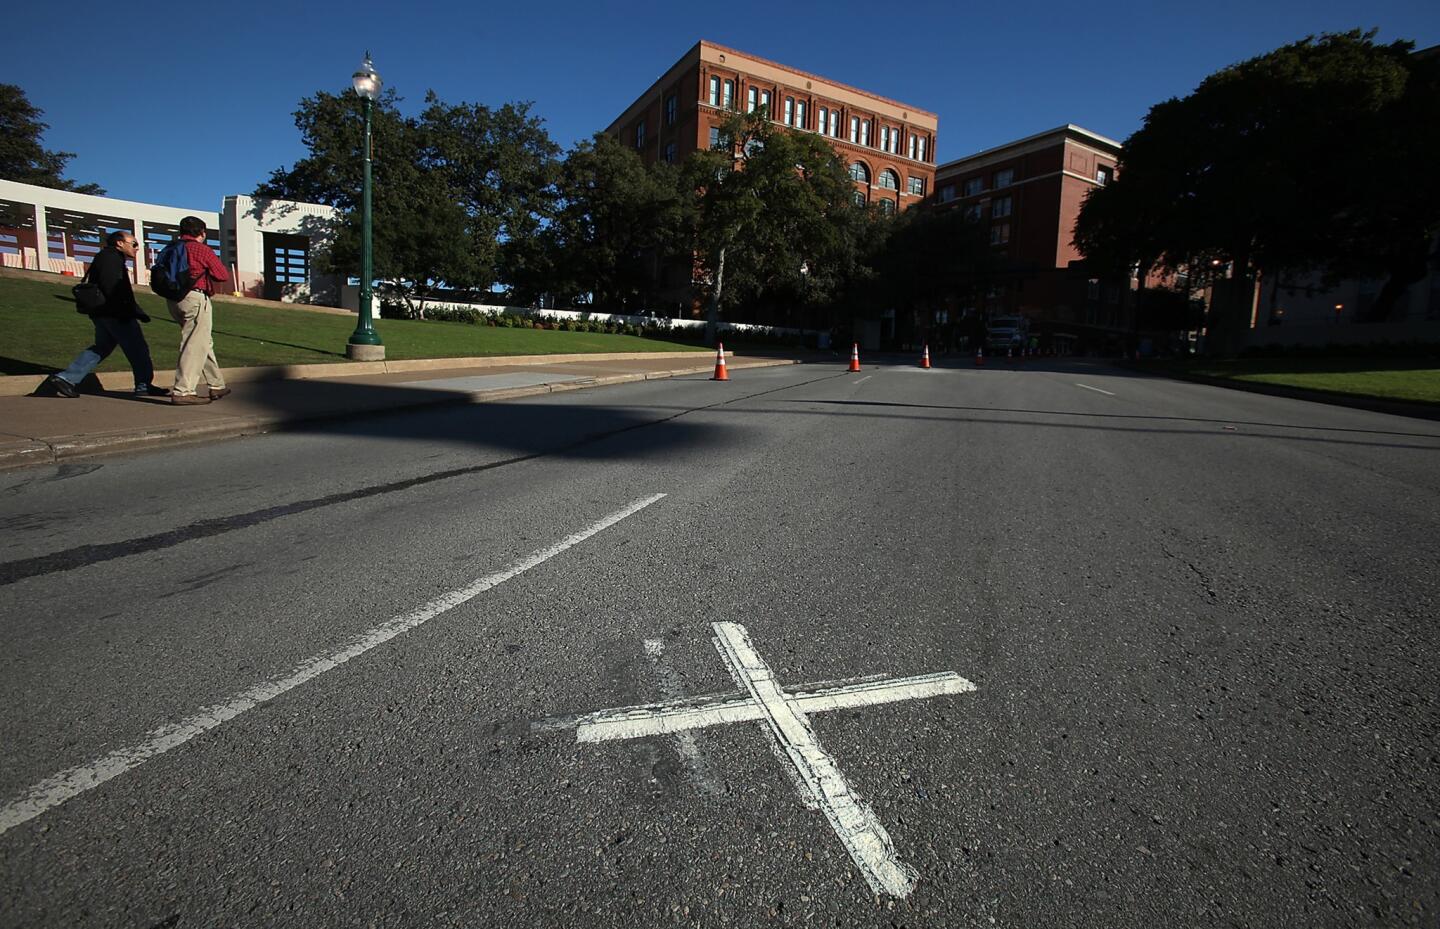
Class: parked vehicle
985,316,1029,353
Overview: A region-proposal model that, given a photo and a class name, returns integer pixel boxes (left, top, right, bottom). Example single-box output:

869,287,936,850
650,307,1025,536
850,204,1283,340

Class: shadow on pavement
761,399,1440,452
232,376,739,460
0,377,740,586
792,398,1440,441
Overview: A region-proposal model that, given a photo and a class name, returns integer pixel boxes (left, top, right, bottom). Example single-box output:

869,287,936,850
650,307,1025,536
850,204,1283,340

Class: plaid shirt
179,235,229,295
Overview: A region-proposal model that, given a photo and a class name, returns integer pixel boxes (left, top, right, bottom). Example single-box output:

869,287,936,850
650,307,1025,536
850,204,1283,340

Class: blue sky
6,0,1437,210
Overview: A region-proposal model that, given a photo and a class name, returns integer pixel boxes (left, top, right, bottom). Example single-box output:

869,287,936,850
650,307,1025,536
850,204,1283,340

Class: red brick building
932,124,1130,350
606,41,938,214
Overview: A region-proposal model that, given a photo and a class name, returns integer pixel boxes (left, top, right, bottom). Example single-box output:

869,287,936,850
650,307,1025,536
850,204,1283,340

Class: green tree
540,133,690,310
417,96,562,293
256,88,480,309
870,203,997,316
257,87,561,307
0,84,103,194
1074,31,1438,353
683,112,858,339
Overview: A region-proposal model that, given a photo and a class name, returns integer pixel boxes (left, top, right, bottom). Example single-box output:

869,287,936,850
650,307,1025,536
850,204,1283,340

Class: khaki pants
167,290,225,396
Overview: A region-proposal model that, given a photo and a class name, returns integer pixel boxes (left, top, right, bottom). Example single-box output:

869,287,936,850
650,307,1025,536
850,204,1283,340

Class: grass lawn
0,277,708,376
1148,357,1440,404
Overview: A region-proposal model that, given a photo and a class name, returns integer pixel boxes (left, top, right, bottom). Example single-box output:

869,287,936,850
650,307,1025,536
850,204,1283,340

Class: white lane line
854,375,873,384
1074,383,1116,396
711,622,919,899
642,639,724,796
559,672,974,743
0,493,668,836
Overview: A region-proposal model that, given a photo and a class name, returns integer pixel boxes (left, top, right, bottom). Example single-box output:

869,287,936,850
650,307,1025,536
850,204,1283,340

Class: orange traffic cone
848,342,862,372
920,344,931,369
975,347,985,367
711,342,729,381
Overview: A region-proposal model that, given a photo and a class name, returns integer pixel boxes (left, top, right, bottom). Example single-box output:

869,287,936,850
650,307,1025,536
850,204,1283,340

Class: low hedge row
380,302,810,347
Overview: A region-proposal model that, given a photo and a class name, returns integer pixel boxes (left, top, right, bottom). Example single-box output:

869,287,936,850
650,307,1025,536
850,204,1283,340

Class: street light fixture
347,52,384,360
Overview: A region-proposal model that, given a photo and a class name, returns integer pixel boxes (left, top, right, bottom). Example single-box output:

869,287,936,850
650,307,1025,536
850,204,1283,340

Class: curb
0,358,802,470
0,350,720,398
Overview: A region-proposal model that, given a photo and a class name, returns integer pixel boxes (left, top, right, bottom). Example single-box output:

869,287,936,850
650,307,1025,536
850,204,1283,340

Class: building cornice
935,125,1121,176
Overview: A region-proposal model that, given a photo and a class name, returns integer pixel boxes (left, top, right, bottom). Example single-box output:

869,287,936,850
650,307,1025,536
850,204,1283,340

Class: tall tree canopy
534,132,690,310
1075,31,1439,351
867,202,998,314
256,86,560,302
683,112,861,336
0,84,103,194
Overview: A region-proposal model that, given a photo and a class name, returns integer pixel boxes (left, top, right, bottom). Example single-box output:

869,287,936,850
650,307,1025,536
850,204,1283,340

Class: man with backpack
159,216,231,405
42,230,163,399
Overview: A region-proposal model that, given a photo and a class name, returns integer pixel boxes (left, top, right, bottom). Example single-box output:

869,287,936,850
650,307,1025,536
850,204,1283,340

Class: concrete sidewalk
0,351,802,470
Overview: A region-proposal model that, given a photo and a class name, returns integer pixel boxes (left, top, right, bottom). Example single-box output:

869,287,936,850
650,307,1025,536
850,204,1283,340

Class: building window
879,198,896,215
665,95,677,126
861,120,871,147
723,79,734,109
818,107,827,134
994,168,1014,188
963,177,983,197
878,169,899,190
852,190,867,206
991,223,1010,245
908,134,917,159
709,77,720,107
828,110,840,137
908,176,925,196
746,87,757,113
783,97,794,125
850,116,860,144
664,142,677,164
795,101,806,129
635,121,645,149
709,126,723,149
1096,165,1113,185
992,195,1012,218
917,137,927,162
964,204,982,221
850,161,870,183
760,90,771,115
939,184,955,203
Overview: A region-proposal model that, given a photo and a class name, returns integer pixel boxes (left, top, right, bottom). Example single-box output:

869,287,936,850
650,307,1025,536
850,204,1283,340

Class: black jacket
83,246,142,320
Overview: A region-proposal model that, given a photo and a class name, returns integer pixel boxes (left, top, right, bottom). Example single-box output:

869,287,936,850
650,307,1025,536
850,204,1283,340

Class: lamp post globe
352,53,381,100
347,51,385,359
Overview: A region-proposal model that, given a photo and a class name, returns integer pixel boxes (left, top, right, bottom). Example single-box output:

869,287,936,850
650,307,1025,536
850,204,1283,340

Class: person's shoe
208,387,232,401
46,375,79,398
134,384,169,398
170,393,212,405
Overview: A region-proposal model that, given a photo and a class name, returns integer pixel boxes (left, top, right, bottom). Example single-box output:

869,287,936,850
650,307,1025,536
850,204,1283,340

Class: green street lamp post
347,52,385,360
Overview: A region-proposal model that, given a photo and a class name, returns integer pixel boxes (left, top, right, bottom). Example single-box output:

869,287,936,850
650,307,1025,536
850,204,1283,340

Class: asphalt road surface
2,358,1437,928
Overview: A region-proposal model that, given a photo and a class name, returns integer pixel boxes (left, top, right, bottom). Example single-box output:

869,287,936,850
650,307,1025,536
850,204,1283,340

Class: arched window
849,161,870,183
878,198,896,215
878,169,899,191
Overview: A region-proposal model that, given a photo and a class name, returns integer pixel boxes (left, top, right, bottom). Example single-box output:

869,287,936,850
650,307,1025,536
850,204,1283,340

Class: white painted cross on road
538,622,976,899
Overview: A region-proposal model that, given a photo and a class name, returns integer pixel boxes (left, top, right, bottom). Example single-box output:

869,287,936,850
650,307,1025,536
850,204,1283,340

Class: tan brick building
933,124,1131,349
606,40,938,214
